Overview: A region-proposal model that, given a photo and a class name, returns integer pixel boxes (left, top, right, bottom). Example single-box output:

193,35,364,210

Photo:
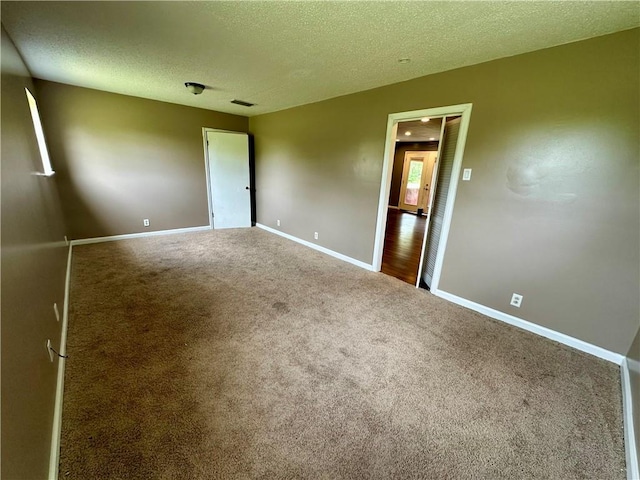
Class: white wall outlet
314,232,319,240
462,168,472,181
143,219,150,227
277,219,281,227
53,303,60,322
510,293,523,308
46,339,54,362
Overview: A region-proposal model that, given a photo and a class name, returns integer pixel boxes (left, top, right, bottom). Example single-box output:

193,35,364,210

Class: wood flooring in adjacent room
381,208,427,285
59,228,626,479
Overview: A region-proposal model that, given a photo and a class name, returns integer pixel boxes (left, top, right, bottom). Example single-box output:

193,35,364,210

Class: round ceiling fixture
185,82,205,95
405,131,412,136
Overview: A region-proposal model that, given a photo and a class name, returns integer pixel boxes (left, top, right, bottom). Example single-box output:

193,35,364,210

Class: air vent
231,99,254,107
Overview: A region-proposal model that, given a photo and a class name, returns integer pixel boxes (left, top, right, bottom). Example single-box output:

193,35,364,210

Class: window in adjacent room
25,87,54,176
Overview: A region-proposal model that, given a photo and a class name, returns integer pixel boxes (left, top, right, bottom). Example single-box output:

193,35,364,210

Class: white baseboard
256,223,375,272
432,288,624,365
622,358,640,480
49,244,73,480
70,225,211,246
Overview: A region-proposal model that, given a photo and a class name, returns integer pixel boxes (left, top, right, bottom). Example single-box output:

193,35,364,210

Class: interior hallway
381,208,427,286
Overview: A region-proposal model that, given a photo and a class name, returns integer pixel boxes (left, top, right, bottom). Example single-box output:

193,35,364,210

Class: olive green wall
250,28,639,355
628,328,640,462
33,80,248,240
1,26,69,479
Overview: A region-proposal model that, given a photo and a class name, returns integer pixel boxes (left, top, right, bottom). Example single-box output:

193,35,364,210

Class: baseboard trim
49,244,73,480
432,288,625,365
622,358,639,480
69,225,211,246
256,223,375,272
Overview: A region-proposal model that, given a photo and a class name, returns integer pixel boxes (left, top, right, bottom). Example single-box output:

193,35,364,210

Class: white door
398,151,432,212
418,152,437,213
206,130,251,229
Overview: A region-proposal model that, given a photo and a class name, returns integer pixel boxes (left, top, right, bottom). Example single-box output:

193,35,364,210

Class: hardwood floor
381,208,427,285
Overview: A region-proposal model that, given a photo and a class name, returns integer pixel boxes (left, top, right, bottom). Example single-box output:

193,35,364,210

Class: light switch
462,168,472,181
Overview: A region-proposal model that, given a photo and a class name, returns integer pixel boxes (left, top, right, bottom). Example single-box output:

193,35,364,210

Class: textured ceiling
1,1,638,117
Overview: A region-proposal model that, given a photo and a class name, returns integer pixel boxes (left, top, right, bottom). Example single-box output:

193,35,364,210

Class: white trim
431,288,625,365
256,223,375,272
372,120,398,270
622,358,640,480
49,244,73,480
372,103,473,280
69,225,210,246
202,128,214,230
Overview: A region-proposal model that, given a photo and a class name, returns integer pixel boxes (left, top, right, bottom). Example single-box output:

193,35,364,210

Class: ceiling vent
231,99,254,107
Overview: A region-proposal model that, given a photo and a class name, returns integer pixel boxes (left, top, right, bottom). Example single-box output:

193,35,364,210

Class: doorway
203,128,252,229
373,104,472,292
398,151,437,213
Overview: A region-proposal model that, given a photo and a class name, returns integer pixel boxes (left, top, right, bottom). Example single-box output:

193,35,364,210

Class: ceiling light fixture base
185,82,205,95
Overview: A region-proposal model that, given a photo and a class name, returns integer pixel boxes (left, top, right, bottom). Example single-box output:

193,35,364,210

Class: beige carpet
59,228,625,479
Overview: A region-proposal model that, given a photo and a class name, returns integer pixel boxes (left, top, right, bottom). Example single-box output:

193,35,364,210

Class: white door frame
372,103,473,291
202,127,249,230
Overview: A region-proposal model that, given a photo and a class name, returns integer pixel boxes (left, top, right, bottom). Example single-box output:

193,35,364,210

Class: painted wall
33,80,248,240
250,28,639,355
628,328,640,462
389,141,439,207
1,26,69,479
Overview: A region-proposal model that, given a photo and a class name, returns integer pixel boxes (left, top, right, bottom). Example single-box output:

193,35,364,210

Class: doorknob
245,186,250,190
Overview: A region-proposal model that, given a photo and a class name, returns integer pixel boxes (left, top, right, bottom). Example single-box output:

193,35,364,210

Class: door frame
398,150,432,212
202,127,249,230
372,103,473,291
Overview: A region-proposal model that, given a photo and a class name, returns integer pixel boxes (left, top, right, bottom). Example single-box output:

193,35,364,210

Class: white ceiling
397,118,443,143
2,1,638,117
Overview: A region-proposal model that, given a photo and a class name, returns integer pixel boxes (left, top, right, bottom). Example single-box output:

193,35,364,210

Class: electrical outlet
46,339,54,362
143,219,150,227
462,168,472,181
510,293,523,308
314,232,319,240
277,219,281,227
53,303,60,322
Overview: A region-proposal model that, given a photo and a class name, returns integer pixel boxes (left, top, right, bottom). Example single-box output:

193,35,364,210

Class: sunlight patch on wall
25,87,54,176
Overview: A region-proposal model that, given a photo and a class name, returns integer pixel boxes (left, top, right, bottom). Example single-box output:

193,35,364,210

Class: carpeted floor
59,228,626,479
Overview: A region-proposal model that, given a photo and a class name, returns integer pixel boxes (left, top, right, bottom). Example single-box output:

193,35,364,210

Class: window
25,88,54,176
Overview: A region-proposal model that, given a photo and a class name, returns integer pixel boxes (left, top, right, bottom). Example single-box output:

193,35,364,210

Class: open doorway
373,104,472,292
380,117,442,284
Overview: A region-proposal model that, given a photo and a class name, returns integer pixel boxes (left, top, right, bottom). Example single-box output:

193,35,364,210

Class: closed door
399,151,433,212
206,130,251,229
419,152,437,213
